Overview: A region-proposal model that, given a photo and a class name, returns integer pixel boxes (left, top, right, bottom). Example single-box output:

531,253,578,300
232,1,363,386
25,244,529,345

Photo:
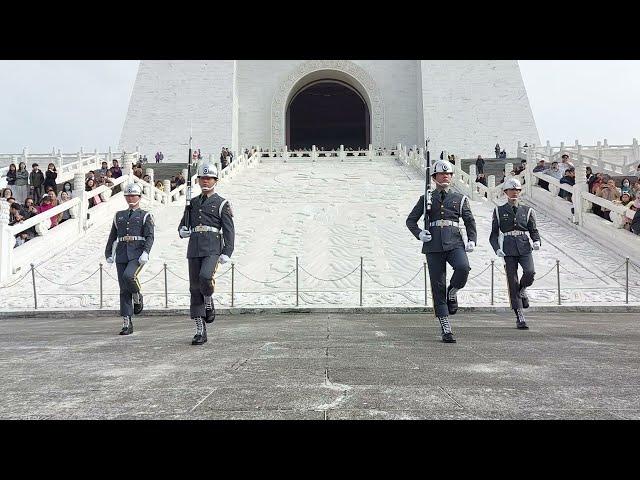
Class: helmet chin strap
433,178,452,189
127,198,140,208
200,184,215,192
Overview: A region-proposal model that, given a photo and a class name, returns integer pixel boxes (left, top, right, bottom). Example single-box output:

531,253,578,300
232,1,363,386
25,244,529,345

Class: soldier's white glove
465,241,475,252
419,230,432,242
496,249,506,257
179,226,191,238
138,251,149,265
219,254,230,264
532,241,540,250
106,256,114,264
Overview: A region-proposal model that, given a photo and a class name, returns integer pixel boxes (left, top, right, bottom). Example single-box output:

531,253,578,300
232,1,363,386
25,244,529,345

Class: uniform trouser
116,260,142,317
504,254,536,310
188,255,220,318
426,247,471,318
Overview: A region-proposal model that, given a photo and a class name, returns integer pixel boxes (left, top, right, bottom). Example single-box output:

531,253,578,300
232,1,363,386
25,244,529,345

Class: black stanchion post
359,257,363,307
423,262,427,306
164,263,168,308
99,263,103,309
231,263,235,308
556,259,561,306
296,256,299,307
491,260,494,306
30,263,37,310
626,257,629,304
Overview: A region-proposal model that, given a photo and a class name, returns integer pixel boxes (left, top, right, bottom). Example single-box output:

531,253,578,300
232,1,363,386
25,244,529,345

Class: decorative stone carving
272,60,385,149
35,218,51,236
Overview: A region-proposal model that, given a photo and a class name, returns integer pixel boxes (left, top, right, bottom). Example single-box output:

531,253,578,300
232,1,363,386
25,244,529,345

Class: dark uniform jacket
406,189,477,254
489,202,540,256
105,208,155,263
179,192,235,259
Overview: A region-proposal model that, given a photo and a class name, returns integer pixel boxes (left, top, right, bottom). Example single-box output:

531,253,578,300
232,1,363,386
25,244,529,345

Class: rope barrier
139,268,164,285
363,267,422,289
102,268,119,282
298,263,360,282
468,263,492,280
166,268,189,282
536,264,558,280
234,267,296,285
558,264,602,280
0,270,32,289
34,267,100,286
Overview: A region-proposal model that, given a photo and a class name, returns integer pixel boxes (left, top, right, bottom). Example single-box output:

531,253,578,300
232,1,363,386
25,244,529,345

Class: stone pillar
488,175,496,201
603,138,608,148
505,163,514,179
283,145,288,163
546,140,551,156
108,146,113,164
517,141,522,158
0,199,13,283
145,168,155,204
524,155,533,197
369,143,374,161
340,145,345,162
22,147,29,167
577,144,583,165
468,164,477,200
124,153,135,176
74,173,88,234
164,179,171,203
573,164,587,225
632,138,639,162
312,145,316,162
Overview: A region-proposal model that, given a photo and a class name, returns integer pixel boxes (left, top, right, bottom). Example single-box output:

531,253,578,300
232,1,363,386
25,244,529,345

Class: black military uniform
406,161,477,343
105,184,154,335
489,191,540,328
179,164,235,345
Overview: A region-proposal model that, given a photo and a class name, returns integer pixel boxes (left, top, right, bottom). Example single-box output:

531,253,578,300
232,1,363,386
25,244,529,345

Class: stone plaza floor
1,311,638,420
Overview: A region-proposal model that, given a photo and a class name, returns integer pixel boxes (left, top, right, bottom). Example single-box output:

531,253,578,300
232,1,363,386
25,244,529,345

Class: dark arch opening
286,80,370,150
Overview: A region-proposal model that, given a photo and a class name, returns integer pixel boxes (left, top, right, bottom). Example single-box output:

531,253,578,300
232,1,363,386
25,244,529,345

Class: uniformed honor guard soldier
178,163,235,345
105,182,155,335
406,159,477,343
489,178,540,329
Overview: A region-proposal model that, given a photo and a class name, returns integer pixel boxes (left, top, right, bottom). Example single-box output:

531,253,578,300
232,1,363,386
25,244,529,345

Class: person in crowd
110,159,122,179
620,178,633,196
559,167,576,201
14,162,29,204
476,155,485,175
29,163,45,203
597,180,621,221
142,174,151,184
86,170,96,183
6,163,17,186
495,143,501,159
155,180,164,191
2,187,13,200
46,187,58,207
133,167,143,179
175,172,185,187
85,179,103,208
57,190,72,224
98,161,110,177
544,161,563,181
43,163,58,195
9,203,36,246
558,154,573,176
24,197,38,216
37,194,58,228
533,159,549,190
630,199,640,234
59,181,73,200
476,173,487,186
499,149,507,159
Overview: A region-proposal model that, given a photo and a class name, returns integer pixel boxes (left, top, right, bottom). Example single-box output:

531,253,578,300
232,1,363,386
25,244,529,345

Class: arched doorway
286,80,370,150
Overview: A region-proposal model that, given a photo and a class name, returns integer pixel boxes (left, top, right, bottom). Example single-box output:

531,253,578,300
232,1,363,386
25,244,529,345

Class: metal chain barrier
558,264,604,280
363,267,422,289
0,270,32,289
102,268,119,282
234,267,296,285
298,263,360,282
34,267,100,286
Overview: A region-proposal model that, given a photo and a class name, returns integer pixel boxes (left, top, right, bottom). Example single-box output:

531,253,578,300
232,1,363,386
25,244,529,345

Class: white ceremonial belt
429,220,459,227
118,236,145,242
193,225,220,233
503,230,527,236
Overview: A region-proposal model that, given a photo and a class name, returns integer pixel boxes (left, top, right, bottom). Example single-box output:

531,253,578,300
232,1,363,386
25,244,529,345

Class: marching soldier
489,178,540,329
178,163,235,346
105,182,155,335
406,159,477,343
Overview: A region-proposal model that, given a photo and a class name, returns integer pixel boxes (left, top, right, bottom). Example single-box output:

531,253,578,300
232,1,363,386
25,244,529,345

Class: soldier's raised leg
426,253,456,343
188,257,207,345
116,262,134,335
445,248,471,315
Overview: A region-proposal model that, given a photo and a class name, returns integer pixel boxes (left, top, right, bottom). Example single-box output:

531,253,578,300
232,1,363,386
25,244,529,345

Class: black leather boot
119,316,133,335
446,286,459,315
133,292,144,315
204,296,216,324
192,317,208,345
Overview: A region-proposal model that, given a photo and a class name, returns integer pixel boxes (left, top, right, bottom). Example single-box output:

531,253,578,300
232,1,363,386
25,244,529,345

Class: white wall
421,60,540,160
119,60,234,162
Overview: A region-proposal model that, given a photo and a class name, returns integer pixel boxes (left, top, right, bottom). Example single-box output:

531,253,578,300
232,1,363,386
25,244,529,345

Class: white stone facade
120,60,539,161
